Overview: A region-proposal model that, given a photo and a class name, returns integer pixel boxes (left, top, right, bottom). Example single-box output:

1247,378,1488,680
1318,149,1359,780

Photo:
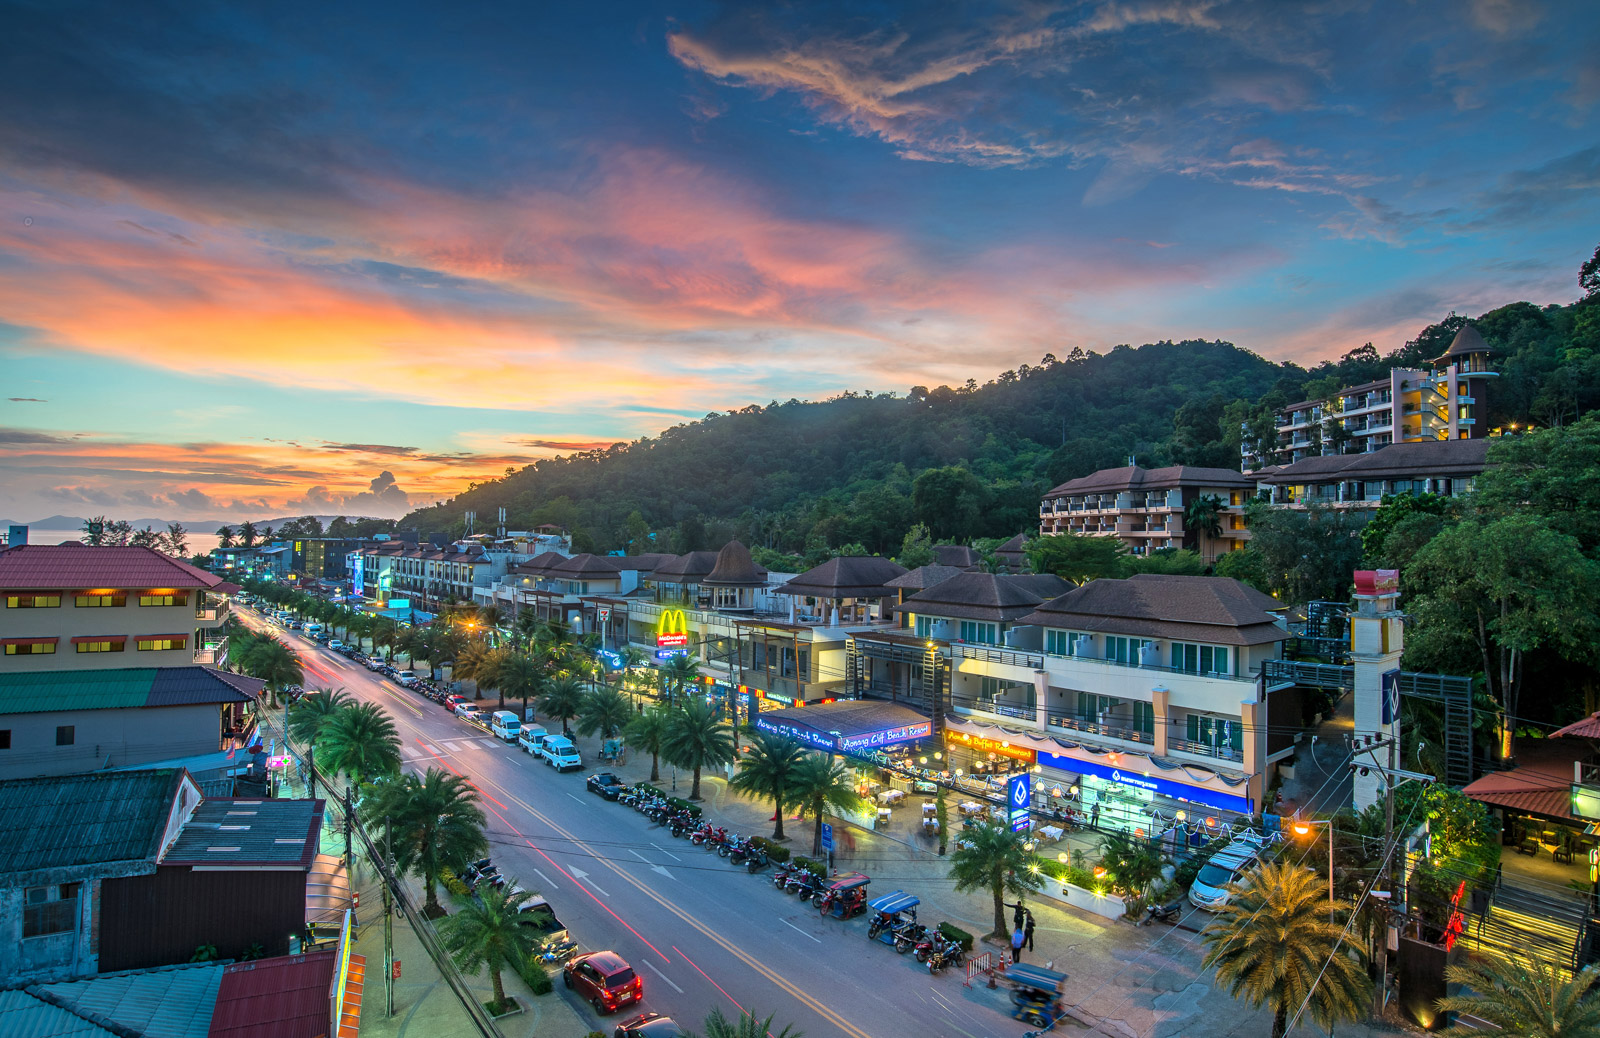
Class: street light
1293,818,1336,923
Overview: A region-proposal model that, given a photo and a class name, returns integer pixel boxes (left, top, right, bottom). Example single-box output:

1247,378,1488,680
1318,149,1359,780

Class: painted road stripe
781,918,822,943
651,843,682,861
532,867,557,889
645,960,683,993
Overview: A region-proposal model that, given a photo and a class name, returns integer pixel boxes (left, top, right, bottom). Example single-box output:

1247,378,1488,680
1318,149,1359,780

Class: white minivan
517,724,549,755
490,710,521,742
1188,840,1265,911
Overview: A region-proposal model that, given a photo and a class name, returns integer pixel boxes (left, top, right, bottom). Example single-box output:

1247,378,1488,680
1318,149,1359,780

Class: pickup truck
538,735,582,772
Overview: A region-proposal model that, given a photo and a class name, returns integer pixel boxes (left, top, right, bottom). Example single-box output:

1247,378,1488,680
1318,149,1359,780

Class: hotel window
75,640,124,654
1103,636,1152,665
1078,696,1156,735
1186,714,1243,753
23,882,81,938
1169,643,1230,675
1046,630,1090,656
138,593,189,607
136,637,185,651
4,641,56,655
75,593,127,607
5,594,61,608
958,621,998,645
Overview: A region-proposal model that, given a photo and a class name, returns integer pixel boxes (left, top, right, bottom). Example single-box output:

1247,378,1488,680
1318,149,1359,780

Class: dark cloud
517,438,626,452
285,470,411,518
319,442,420,456
8,398,48,402
1450,145,1600,232
0,427,74,444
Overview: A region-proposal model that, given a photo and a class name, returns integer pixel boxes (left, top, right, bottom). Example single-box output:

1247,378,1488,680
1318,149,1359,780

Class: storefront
754,700,933,755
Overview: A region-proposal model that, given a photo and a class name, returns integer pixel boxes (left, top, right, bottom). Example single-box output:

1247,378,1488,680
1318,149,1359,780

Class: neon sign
1009,773,1032,832
945,731,1036,762
755,717,837,751
837,721,932,751
657,609,689,648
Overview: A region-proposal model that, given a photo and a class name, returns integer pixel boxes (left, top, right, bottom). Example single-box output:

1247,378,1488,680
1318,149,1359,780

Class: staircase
1470,883,1585,975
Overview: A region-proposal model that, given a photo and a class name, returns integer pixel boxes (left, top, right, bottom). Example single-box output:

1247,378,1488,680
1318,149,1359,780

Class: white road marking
782,918,822,943
419,743,440,755
567,793,585,804
651,843,682,862
567,866,611,897
644,960,683,993
532,867,557,889
442,741,468,752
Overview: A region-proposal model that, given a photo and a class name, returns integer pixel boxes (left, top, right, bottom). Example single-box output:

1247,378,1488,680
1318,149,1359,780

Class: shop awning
1,637,57,646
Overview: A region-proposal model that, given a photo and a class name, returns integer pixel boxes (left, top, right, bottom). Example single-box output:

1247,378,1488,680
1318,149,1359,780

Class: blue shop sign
755,717,837,752
595,648,624,670
1008,772,1031,832
1038,750,1252,815
837,720,932,751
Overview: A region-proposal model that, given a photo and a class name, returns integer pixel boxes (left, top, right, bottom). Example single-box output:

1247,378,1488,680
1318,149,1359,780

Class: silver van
490,710,521,742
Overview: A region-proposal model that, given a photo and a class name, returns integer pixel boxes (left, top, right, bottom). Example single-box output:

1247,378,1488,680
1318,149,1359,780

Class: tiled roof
1256,438,1491,485
0,990,120,1038
884,565,965,591
611,553,674,572
995,533,1029,555
0,545,227,590
1000,574,1073,599
207,951,337,1038
932,545,980,569
1045,464,1253,499
893,572,1044,623
703,541,768,587
1463,738,1578,823
513,551,570,575
163,798,322,868
1552,712,1600,739
651,550,719,583
0,768,186,874
0,667,257,716
1019,574,1289,646
1433,323,1492,363
549,553,622,579
776,556,908,599
35,962,226,1038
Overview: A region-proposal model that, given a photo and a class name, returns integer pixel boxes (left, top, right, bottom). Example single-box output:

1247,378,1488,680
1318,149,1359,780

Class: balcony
1047,713,1153,746
194,637,228,666
951,643,1045,669
1168,737,1243,763
196,599,230,624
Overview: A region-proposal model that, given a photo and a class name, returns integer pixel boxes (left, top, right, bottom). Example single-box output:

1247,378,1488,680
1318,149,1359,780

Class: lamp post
1293,818,1335,923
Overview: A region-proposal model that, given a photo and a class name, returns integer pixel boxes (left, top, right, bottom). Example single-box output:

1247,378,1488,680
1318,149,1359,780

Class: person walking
1090,802,1101,829
1008,900,1026,930
1024,910,1036,952
1011,925,1025,963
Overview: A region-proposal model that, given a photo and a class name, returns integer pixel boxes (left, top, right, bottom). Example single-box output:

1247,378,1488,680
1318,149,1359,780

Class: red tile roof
0,545,226,590
1552,712,1600,740
1466,788,1575,822
1463,738,1580,822
207,950,337,1038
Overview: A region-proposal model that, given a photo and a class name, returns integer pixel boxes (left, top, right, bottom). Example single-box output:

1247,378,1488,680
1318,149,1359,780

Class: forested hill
402,287,1595,560
404,339,1297,555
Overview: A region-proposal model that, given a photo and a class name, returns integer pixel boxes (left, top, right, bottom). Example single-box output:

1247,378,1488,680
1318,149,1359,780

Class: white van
304,622,325,639
1188,840,1265,911
490,710,521,742
539,735,582,772
517,724,549,755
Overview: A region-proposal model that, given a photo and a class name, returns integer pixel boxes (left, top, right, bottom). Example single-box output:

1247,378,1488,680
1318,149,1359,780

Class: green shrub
439,867,470,898
791,856,826,879
750,837,790,863
666,797,702,816
938,922,973,952
633,783,663,799
515,952,553,996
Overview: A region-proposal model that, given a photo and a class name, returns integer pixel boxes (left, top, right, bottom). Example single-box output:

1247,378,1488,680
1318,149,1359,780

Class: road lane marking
531,867,558,889
672,945,747,1017
567,793,585,804
781,919,822,943
419,743,439,755
644,960,683,994
651,843,682,862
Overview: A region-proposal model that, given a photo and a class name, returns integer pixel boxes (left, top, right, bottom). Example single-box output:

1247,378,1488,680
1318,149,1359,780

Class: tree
1025,533,1126,584
496,650,546,723
574,685,631,741
537,673,585,735
661,654,701,708
1096,831,1165,899
680,1007,804,1038
624,705,671,782
1474,416,1600,554
240,637,302,709
1243,501,1364,604
287,687,353,750
1200,861,1369,1038
895,523,937,569
317,702,402,783
216,525,235,549
1434,956,1600,1038
788,754,863,857
439,883,541,1013
729,733,808,840
947,819,1044,940
1360,492,1453,565
1406,515,1600,760
1213,545,1272,594
1183,494,1225,556
911,466,987,541
238,521,259,548
661,699,735,801
364,769,487,916
130,526,166,550
82,516,110,545
1122,548,1207,576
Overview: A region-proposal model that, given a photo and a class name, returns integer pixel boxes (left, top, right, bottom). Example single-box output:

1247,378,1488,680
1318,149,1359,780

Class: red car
564,951,642,1015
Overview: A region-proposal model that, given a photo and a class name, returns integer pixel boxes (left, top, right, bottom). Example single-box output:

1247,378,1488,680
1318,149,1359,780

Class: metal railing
1168,737,1243,762
950,644,1045,669
1047,713,1152,745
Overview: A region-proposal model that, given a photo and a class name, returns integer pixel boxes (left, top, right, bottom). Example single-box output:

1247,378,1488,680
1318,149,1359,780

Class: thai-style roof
775,556,908,599
702,541,768,587
1431,324,1493,365
1000,573,1073,599
651,550,719,583
548,553,622,579
932,544,981,569
1019,574,1288,646
1254,438,1490,485
513,551,569,575
1044,465,1253,500
892,571,1044,623
884,565,965,591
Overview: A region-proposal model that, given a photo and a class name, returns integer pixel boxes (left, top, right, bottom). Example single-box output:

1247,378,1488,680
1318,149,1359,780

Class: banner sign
837,720,932,751
1038,750,1253,814
754,716,837,752
1008,773,1032,832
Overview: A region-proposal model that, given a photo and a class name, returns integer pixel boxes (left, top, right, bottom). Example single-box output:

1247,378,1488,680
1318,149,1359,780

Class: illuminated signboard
1008,772,1032,832
1039,750,1252,814
944,730,1036,762
754,716,837,751
595,648,624,670
655,648,687,661
351,555,364,598
837,720,933,751
657,609,689,649
388,599,411,612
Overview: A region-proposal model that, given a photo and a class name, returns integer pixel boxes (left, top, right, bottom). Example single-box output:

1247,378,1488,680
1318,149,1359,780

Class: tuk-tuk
1007,962,1069,1029
865,890,920,944
814,872,871,919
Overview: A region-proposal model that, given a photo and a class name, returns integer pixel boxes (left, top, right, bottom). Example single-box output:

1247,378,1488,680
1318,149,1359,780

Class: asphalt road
248,613,1015,1038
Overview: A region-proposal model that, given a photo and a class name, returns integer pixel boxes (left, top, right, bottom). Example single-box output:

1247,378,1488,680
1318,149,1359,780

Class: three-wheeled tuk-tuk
1007,962,1069,1029
814,872,871,919
865,890,920,944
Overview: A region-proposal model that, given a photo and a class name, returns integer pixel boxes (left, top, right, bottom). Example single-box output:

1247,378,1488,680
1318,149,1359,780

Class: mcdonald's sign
656,609,689,649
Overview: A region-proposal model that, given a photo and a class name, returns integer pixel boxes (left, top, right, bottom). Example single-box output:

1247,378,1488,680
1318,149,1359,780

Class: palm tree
476,646,510,708
217,525,235,549
575,685,632,743
681,1007,803,1038
439,882,541,1012
788,753,863,856
370,617,398,661
364,769,487,916
238,521,259,548
615,645,648,704
287,687,353,749
496,650,545,723
662,653,701,707
948,819,1044,940
537,672,586,736
662,699,735,801
730,733,808,840
1200,861,1370,1038
453,640,490,688
1434,955,1600,1038
624,705,671,782
317,702,403,783
345,612,372,651
1184,494,1225,555
241,637,302,709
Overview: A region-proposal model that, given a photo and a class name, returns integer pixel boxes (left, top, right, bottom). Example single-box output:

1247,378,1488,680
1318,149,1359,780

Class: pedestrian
1011,925,1025,963
1008,900,1025,930
1024,910,1036,952
1091,802,1101,829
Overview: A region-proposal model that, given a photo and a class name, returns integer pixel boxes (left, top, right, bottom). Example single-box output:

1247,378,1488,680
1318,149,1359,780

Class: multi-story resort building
1038,465,1255,560
1243,324,1497,471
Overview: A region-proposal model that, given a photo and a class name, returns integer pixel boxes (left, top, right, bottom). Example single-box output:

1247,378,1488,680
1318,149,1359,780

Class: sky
1,0,1597,524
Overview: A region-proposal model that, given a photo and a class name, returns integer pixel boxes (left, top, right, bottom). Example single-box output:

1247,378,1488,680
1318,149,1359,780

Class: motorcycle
894,922,930,955
926,937,965,974
535,937,579,965
772,864,797,889
728,838,754,865
716,833,742,858
744,847,771,873
688,823,715,846
1142,900,1184,927
787,871,823,899
461,858,493,884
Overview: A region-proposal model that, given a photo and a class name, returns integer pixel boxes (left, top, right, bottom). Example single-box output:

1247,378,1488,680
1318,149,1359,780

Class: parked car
614,1012,682,1038
563,951,641,1015
396,673,418,687
328,639,345,651
454,701,482,719
444,694,467,710
1188,839,1266,911
586,773,626,800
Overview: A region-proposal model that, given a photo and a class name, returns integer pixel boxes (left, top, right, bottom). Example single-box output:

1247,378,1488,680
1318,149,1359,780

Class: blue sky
1,0,1596,521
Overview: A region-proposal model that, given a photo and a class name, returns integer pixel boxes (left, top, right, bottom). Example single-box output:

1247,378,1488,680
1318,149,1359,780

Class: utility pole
383,817,395,1018
344,784,354,869
1351,734,1433,1017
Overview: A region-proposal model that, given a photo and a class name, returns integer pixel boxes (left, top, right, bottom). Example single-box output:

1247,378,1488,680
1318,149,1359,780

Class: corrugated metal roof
0,667,256,715
163,798,321,868
147,668,258,707
0,990,119,1038
0,769,182,873
207,951,337,1038
1466,787,1575,822
36,962,225,1038
0,544,224,590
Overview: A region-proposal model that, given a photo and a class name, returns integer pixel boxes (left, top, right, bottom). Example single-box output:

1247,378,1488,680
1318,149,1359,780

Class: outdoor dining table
877,789,906,806
1038,824,1065,841
959,801,985,816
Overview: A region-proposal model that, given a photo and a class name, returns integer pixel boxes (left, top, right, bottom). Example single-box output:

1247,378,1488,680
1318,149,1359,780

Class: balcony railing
1047,713,1153,745
194,638,228,666
1041,650,1254,683
196,601,230,622
951,644,1045,669
1169,737,1243,763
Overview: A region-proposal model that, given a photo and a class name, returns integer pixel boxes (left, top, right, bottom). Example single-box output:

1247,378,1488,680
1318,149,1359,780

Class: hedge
790,856,827,879
515,951,553,996
938,922,973,953
750,837,790,863
439,867,470,898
